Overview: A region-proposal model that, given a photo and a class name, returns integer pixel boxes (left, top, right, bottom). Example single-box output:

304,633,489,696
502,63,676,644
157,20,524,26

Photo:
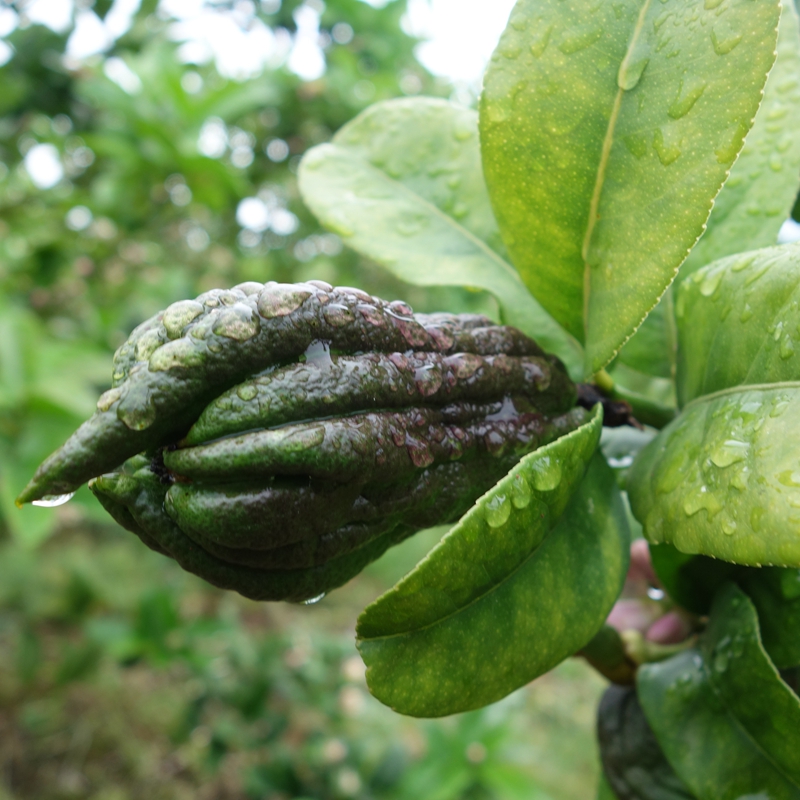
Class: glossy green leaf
680,0,800,282
357,408,631,717
298,97,583,377
480,0,780,376
614,292,677,380
676,242,800,405
629,385,800,567
638,584,800,799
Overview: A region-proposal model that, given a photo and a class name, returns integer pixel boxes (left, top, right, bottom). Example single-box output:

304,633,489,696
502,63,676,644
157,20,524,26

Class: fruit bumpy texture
19,281,585,602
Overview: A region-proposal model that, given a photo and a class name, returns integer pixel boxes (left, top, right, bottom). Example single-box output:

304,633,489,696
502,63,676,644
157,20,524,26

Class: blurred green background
0,1,605,797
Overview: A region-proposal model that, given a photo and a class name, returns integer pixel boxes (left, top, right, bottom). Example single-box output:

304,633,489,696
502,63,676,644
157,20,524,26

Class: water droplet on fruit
257,284,312,319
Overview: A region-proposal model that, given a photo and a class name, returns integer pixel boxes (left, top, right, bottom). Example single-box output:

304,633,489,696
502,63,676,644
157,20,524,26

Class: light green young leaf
357,407,631,717
298,98,582,377
680,0,800,281
480,0,780,376
638,584,800,800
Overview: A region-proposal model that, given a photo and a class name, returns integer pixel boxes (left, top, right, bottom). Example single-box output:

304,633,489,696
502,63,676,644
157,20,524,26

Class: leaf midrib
581,0,654,338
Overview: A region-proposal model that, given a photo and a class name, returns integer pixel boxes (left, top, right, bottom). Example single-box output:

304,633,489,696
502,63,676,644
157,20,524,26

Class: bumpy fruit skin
20,281,585,601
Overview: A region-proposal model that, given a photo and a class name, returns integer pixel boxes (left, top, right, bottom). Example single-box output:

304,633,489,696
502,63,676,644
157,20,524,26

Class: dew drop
511,473,532,509
711,28,742,55
699,270,722,297
668,79,706,119
485,494,511,528
777,470,800,488
530,24,554,58
32,492,75,508
653,128,681,166
617,56,649,91
683,485,722,518
780,335,795,360
558,26,602,54
739,304,753,322
213,304,260,341
721,516,737,535
530,455,562,491
323,304,356,327
647,587,665,601
709,439,749,467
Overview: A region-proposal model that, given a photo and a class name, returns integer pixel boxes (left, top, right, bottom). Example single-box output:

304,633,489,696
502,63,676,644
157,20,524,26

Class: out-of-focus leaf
739,567,800,669
597,684,694,800
298,97,583,377
614,293,677,381
638,584,800,799
680,0,800,281
358,408,630,717
480,0,780,376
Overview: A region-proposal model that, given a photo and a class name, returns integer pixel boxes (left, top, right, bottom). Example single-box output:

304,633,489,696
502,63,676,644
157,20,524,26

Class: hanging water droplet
780,335,795,360
739,303,753,322
530,455,562,491
511,473,532,509
32,492,75,508
485,494,511,528
647,587,665,601
303,593,326,605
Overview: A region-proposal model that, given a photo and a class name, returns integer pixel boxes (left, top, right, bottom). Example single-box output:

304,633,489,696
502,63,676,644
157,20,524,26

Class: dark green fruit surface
24,282,585,601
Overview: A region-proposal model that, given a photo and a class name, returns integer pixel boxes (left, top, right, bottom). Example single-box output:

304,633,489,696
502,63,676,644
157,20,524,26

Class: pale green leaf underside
638,585,800,799
680,0,800,281
677,242,800,405
480,0,780,377
628,384,800,567
298,98,582,377
357,407,630,717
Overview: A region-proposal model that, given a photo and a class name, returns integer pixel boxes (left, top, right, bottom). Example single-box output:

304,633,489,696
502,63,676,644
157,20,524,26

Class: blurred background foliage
0,1,603,797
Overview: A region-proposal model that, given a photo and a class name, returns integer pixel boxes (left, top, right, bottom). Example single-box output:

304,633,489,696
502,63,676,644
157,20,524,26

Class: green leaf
676,243,800,406
614,292,677,381
679,0,800,281
740,567,800,669
357,406,631,717
298,97,583,377
638,584,800,800
628,384,800,567
598,774,620,800
480,0,780,376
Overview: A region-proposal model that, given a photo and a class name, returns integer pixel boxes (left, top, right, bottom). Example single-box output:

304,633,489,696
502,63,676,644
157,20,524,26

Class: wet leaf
298,97,582,376
357,407,631,717
628,385,800,567
638,583,800,799
676,242,800,405
480,0,779,375
680,0,800,281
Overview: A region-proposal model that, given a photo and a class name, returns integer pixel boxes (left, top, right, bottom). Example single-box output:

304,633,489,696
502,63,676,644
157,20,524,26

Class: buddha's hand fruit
19,281,586,601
